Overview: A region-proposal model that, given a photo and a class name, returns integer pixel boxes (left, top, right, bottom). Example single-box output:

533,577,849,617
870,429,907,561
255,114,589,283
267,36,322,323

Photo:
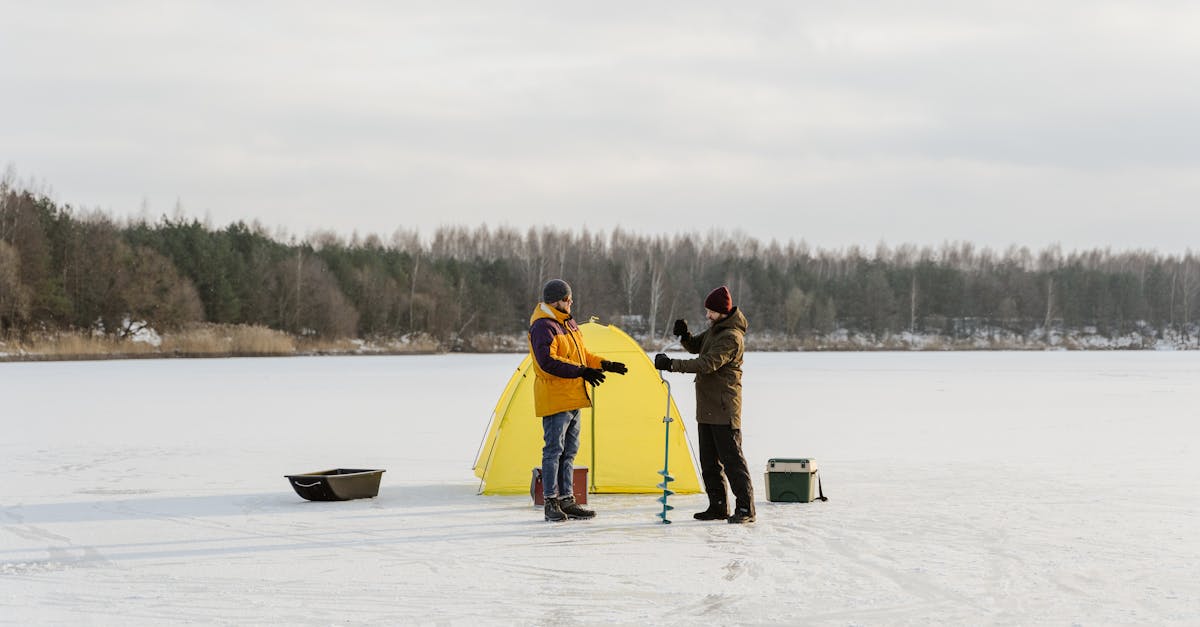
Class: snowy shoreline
3,326,1197,363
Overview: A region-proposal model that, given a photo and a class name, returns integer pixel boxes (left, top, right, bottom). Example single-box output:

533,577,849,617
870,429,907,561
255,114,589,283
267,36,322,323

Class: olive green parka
669,307,748,429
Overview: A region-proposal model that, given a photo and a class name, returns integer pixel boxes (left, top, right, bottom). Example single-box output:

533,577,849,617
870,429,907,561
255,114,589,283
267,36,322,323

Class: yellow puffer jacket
527,303,603,417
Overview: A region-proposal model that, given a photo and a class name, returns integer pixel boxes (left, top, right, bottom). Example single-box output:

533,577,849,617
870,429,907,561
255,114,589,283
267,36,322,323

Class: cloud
2,1,1198,252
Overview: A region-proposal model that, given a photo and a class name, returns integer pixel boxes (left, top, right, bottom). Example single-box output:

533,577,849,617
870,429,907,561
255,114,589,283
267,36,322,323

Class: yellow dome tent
473,321,701,495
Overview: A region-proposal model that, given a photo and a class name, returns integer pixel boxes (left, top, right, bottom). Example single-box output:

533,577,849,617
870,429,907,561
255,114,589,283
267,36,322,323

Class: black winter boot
693,503,728,521
558,496,595,520
727,506,755,524
544,497,567,522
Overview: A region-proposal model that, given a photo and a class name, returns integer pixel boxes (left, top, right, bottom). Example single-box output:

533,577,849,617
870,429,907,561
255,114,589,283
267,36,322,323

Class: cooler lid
767,458,817,472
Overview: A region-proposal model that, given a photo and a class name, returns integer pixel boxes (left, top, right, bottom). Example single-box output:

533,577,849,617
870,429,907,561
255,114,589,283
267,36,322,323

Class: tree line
2,177,1197,348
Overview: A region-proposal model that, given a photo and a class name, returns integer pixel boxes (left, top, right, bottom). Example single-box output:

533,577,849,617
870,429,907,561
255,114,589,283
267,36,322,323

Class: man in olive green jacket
654,286,755,524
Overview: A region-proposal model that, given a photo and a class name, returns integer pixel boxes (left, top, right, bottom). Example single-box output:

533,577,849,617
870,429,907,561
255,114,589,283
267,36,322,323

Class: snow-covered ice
2,352,1199,625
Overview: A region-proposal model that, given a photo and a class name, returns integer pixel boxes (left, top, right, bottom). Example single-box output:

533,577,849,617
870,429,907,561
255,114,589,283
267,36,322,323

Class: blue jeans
541,409,581,499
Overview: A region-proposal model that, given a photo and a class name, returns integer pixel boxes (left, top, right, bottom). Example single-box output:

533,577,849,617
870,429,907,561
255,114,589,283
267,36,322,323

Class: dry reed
4,332,159,357
161,324,295,355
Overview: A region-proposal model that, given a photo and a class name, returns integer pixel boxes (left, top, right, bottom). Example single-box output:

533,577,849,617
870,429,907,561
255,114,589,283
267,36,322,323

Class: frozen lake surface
3,351,1199,625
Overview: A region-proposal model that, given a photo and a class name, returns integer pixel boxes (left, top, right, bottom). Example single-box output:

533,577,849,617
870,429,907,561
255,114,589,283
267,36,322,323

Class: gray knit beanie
541,279,572,303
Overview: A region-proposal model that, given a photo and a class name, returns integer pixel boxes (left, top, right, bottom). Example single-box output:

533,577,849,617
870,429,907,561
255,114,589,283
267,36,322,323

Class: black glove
580,367,606,386
654,354,672,371
601,360,628,375
672,319,689,338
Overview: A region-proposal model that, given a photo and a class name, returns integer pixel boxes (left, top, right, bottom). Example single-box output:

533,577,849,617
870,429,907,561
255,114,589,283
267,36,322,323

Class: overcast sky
2,2,1198,252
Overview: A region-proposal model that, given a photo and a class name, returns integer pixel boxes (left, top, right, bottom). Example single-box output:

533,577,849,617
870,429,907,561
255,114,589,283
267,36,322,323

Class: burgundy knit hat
704,286,733,315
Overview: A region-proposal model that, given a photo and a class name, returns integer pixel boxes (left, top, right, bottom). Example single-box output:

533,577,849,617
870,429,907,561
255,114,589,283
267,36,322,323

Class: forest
2,177,1197,353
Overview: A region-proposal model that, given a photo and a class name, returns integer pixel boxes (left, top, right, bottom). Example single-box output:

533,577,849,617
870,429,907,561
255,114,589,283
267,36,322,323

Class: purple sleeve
530,319,585,378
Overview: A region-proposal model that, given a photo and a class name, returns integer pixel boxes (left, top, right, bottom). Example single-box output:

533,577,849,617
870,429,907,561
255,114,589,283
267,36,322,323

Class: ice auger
656,375,675,524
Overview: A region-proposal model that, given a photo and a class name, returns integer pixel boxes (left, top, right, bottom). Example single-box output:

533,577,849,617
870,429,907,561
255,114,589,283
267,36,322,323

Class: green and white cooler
765,458,820,503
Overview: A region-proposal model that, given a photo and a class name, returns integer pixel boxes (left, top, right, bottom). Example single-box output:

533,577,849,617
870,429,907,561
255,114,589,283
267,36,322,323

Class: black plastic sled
285,468,386,501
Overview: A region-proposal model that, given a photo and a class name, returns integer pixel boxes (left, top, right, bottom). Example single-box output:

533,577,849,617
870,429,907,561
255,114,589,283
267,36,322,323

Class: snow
2,352,1199,625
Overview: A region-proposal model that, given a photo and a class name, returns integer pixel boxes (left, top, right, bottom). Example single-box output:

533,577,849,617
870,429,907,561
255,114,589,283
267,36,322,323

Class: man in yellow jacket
529,279,627,522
